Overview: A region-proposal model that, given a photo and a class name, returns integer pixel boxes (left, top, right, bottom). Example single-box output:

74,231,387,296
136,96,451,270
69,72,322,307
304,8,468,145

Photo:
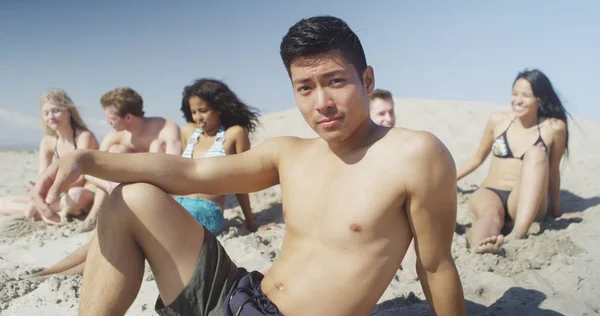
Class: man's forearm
419,261,465,316
80,150,196,196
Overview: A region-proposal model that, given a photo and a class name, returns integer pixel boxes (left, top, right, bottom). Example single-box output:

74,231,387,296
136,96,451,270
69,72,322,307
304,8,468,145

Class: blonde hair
40,88,89,137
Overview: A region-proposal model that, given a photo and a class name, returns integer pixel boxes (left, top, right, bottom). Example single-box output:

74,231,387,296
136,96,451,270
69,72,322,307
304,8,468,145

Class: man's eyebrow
292,70,347,85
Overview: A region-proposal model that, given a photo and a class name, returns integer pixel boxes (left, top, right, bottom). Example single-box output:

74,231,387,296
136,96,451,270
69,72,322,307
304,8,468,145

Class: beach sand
1,99,599,315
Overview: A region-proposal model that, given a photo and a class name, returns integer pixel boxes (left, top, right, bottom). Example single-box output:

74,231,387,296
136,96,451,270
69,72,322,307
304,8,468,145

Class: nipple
349,223,362,232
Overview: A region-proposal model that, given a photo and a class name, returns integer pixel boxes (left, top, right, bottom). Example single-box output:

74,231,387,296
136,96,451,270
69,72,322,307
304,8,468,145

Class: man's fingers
45,170,70,205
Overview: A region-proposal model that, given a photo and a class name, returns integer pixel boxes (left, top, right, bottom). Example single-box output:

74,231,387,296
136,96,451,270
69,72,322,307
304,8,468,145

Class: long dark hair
514,69,569,155
181,79,260,133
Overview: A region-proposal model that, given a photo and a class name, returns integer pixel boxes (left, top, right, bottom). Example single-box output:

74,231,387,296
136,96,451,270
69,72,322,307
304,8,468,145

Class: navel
274,281,285,291
349,223,362,232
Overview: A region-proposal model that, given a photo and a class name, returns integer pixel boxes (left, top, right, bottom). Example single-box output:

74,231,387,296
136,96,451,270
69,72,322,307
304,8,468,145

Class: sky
1,0,599,147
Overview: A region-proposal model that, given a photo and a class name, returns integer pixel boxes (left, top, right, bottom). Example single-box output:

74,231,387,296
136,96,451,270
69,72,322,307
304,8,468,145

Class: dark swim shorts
155,229,283,316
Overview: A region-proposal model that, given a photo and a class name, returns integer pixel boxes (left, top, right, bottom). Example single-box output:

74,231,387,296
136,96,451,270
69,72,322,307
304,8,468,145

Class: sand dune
1,99,599,315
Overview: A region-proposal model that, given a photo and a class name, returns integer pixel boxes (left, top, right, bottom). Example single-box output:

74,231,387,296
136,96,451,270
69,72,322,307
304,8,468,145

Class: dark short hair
280,16,367,79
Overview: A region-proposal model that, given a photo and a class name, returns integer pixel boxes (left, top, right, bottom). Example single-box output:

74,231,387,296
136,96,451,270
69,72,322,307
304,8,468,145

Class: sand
1,99,599,315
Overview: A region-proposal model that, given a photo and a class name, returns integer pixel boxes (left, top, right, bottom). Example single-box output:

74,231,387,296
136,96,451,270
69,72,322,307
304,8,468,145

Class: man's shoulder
260,135,313,149
382,128,454,173
384,128,447,157
145,117,180,137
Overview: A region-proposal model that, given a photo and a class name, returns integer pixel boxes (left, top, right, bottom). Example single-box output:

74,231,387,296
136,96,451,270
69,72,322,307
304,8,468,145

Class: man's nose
315,88,335,114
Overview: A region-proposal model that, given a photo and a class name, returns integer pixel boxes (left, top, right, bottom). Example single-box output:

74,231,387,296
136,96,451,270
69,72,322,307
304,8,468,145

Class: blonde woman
0,89,100,223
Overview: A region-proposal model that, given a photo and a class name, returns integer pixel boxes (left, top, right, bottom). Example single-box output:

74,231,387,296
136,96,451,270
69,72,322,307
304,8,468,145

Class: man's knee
523,146,548,165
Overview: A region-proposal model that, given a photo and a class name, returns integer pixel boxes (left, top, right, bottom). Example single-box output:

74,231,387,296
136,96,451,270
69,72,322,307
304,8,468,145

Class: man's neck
126,116,146,137
327,118,378,159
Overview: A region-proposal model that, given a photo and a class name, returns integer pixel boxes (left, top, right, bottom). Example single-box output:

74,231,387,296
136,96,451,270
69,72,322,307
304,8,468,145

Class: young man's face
104,105,127,131
369,98,396,127
290,52,374,143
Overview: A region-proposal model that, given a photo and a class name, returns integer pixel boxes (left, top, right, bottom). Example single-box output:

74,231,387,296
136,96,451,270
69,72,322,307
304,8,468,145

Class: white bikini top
182,126,226,159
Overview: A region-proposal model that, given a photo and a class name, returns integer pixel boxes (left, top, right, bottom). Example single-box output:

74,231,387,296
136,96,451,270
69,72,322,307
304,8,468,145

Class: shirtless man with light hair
31,15,465,316
80,87,181,231
369,88,396,128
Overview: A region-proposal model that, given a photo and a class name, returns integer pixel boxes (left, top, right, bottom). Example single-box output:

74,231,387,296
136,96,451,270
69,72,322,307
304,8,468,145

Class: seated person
457,69,569,254
178,78,259,233
80,86,182,231
369,88,396,127
31,16,465,316
0,88,100,223
26,79,260,279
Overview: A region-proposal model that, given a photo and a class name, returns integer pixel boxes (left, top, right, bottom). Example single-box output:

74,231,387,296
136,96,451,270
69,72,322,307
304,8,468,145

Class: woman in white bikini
177,78,259,233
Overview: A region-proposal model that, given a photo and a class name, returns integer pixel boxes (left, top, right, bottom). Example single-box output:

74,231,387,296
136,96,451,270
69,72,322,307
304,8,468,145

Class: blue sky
1,0,598,147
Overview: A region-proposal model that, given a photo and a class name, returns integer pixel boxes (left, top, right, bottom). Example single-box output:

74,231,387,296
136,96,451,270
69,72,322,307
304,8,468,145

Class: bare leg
27,242,90,279
78,189,108,232
506,146,549,240
79,183,206,315
0,196,33,217
465,189,505,254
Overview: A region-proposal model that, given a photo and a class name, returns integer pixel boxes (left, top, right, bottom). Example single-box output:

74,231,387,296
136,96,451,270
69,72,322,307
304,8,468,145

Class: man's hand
29,151,85,222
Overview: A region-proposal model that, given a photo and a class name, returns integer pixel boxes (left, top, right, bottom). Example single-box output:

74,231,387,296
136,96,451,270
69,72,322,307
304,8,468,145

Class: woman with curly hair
178,78,260,233
25,79,262,280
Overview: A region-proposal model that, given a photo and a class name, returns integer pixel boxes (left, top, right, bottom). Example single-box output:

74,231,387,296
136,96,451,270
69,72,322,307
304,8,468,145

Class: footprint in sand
0,216,47,240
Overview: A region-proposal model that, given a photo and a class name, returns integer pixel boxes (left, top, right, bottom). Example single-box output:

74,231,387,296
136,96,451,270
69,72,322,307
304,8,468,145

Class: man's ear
363,66,375,94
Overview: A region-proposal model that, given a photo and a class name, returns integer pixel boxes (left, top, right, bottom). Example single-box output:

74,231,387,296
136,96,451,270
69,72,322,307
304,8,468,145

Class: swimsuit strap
213,126,226,145
182,128,203,158
504,115,517,133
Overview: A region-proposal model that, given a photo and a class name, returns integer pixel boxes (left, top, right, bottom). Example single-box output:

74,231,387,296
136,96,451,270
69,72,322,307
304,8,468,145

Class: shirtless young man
369,89,396,128
79,87,182,231
31,16,465,316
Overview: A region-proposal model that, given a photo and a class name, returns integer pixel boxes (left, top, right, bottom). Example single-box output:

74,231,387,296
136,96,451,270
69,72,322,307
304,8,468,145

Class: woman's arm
547,119,567,217
456,114,499,180
38,136,53,175
230,127,256,232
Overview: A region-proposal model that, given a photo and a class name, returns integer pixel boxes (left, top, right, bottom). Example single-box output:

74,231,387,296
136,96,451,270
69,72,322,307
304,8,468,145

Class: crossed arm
406,133,466,315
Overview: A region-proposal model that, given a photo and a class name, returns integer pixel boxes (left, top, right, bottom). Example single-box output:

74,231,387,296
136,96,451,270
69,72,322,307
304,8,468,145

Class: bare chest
279,160,408,243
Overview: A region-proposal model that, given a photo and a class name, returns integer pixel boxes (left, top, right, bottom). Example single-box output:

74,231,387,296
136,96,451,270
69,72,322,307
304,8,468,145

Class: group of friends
3,15,571,316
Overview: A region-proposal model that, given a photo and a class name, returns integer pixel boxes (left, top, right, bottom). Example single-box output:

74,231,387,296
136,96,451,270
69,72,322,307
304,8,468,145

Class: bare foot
474,235,504,254
258,223,282,231
78,218,97,233
560,212,583,219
